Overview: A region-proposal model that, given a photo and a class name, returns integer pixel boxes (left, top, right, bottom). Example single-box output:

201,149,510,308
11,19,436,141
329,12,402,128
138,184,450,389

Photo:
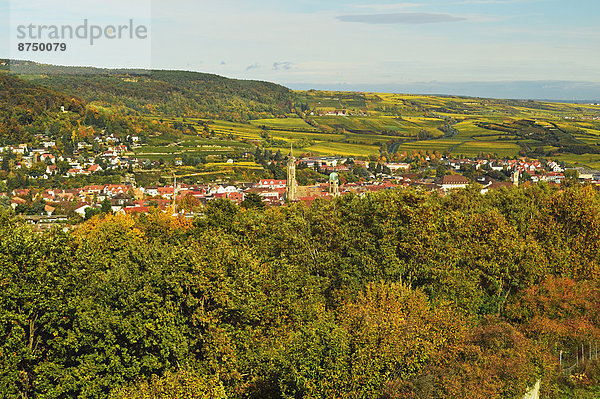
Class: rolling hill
5,60,294,120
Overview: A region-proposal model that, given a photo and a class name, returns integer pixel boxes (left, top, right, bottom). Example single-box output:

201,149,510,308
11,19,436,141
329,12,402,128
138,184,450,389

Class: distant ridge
5,60,599,104
2,59,151,76
2,60,294,121
287,81,600,102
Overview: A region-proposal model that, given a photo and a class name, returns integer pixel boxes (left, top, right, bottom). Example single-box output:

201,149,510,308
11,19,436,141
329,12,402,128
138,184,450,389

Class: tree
0,220,77,396
436,165,448,179
334,282,464,398
101,198,112,214
0,196,9,209
240,193,265,209
506,276,600,359
563,169,580,187
111,369,226,399
194,199,239,232
2,184,600,397
1,153,9,172
30,199,46,215
394,318,545,399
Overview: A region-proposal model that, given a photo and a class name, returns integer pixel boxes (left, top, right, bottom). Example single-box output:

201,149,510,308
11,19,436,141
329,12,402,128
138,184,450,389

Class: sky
1,0,599,99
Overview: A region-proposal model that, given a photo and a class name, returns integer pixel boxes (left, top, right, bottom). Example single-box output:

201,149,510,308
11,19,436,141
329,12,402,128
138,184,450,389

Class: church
285,146,340,202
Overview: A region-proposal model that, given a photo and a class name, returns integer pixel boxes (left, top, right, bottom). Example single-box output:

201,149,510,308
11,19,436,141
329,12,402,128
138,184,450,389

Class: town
2,132,599,229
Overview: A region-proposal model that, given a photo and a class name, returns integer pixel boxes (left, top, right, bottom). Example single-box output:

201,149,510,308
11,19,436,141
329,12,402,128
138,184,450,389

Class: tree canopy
1,184,600,398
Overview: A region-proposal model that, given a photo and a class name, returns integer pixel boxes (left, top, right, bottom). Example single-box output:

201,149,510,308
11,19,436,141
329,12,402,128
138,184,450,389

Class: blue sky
1,0,599,98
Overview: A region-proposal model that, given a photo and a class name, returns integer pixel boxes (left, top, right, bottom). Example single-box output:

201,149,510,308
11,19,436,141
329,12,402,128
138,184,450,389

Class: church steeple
286,145,297,201
329,172,340,196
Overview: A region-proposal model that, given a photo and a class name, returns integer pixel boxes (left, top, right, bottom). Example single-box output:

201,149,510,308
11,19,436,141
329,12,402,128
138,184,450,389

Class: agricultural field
309,116,412,135
306,142,381,157
135,134,252,161
136,90,600,168
453,141,522,157
553,154,600,170
393,139,461,155
249,117,320,131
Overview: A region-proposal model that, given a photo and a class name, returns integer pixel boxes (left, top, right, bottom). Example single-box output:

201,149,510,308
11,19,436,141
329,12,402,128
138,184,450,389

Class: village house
385,163,411,172
226,191,244,204
40,153,56,164
144,187,160,197
66,168,90,177
88,164,103,173
157,186,175,199
439,174,471,192
321,164,350,173
256,179,287,189
546,172,565,184
104,185,132,197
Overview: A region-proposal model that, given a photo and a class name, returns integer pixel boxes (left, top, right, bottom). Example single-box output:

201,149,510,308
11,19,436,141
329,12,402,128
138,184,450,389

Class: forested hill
5,60,294,120
0,71,83,116
0,70,178,146
0,72,86,143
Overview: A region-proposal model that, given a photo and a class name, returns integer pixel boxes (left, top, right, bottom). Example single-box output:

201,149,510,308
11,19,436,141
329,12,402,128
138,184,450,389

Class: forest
6,61,294,121
0,72,149,146
0,72,85,144
2,183,600,398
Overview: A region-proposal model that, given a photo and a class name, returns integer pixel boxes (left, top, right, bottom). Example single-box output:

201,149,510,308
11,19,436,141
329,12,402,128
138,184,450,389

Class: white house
439,174,470,192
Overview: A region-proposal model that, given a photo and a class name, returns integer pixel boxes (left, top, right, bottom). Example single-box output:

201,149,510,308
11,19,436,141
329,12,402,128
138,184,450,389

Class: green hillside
0,72,86,144
0,69,180,149
7,60,294,121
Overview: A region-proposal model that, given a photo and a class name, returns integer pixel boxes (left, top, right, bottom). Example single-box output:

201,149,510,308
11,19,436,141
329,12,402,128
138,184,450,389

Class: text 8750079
17,43,67,51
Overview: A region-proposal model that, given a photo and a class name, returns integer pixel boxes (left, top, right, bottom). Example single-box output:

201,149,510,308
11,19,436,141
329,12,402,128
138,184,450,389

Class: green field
393,139,460,154
249,118,320,131
453,141,522,157
554,154,600,169
135,91,600,166
310,116,415,135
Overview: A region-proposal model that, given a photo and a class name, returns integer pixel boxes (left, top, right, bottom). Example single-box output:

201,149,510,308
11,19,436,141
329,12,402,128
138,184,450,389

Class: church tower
511,169,520,186
286,145,297,201
329,172,340,196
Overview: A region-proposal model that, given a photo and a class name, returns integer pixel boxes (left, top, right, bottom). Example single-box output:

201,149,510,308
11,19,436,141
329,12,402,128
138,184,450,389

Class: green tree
0,219,77,397
194,199,239,232
101,198,112,214
240,193,265,209
1,153,10,172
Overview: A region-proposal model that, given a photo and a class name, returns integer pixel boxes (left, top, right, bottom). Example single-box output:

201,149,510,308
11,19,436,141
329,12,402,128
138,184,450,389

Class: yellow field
307,142,380,157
